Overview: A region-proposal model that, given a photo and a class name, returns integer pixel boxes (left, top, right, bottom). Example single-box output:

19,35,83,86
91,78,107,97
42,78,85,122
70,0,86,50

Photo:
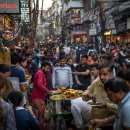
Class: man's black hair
104,77,129,93
41,61,51,68
81,54,88,59
117,69,130,84
0,64,10,73
11,52,19,65
59,55,66,61
19,57,27,64
8,91,24,107
100,54,112,61
90,63,99,70
25,52,32,57
98,63,114,72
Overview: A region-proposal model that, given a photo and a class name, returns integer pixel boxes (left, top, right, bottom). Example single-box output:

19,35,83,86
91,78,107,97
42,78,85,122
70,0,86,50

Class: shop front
89,28,97,43
115,16,130,43
105,29,118,44
109,1,130,44
71,30,87,43
81,8,100,44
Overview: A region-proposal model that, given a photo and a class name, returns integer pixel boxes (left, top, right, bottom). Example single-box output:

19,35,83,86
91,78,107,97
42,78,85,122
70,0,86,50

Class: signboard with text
21,0,30,23
0,0,20,14
71,31,87,35
89,28,97,36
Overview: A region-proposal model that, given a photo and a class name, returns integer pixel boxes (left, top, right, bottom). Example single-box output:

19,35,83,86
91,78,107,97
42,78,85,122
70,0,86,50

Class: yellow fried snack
55,87,66,94
50,94,66,100
55,89,63,94
77,90,84,94
60,87,66,90
63,89,79,99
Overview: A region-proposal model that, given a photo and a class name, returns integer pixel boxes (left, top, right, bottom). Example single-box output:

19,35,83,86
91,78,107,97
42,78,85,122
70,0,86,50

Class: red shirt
31,69,49,100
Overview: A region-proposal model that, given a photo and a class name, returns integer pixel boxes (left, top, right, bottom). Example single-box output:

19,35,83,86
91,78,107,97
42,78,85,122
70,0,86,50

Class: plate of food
77,90,84,95
55,87,66,94
50,94,66,101
87,100,99,107
63,89,79,99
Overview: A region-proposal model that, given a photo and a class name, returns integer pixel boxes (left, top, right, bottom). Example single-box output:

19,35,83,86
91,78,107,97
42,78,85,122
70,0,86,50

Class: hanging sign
21,0,30,23
0,0,20,14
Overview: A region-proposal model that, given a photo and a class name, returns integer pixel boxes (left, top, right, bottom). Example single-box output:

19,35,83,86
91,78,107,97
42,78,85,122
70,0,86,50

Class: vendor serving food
53,87,84,100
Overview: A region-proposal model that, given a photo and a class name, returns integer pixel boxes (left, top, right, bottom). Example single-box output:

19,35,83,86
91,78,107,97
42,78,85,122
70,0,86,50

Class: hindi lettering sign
21,0,30,23
0,0,20,14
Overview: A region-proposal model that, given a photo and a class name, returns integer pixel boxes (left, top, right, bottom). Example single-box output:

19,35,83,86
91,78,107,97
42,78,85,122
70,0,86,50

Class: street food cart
45,87,84,130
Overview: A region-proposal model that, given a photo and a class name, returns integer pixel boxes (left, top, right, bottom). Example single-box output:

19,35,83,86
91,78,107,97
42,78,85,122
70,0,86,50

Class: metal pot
52,100,63,114
51,99,71,115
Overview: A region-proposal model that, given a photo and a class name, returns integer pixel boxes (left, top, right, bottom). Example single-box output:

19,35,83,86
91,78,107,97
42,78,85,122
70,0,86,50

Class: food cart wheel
56,115,67,130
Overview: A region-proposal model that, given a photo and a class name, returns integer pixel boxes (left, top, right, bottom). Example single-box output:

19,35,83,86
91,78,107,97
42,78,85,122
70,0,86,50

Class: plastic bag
44,102,52,121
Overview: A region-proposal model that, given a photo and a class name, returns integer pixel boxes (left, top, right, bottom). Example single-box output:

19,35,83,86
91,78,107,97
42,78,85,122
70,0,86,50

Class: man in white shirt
71,63,117,129
71,63,99,129
52,56,73,89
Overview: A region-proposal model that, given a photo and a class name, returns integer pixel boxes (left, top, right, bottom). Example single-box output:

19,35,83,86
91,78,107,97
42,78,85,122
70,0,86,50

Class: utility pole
31,0,39,42
41,0,44,19
97,1,106,46
100,8,106,46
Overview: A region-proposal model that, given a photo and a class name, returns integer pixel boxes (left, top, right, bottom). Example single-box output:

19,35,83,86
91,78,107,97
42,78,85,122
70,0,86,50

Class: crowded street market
0,0,130,130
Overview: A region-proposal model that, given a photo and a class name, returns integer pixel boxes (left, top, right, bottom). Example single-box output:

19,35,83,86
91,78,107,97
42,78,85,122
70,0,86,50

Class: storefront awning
71,31,87,35
119,1,130,12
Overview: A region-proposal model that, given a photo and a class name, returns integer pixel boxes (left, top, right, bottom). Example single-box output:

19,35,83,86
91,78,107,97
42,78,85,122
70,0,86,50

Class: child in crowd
8,91,40,130
0,73,17,130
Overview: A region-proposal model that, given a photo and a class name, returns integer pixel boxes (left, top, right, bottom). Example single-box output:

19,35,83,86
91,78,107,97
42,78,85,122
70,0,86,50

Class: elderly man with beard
71,63,117,130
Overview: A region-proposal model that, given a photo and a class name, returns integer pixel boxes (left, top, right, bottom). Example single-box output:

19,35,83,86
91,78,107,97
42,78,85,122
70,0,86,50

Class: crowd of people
0,42,130,130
